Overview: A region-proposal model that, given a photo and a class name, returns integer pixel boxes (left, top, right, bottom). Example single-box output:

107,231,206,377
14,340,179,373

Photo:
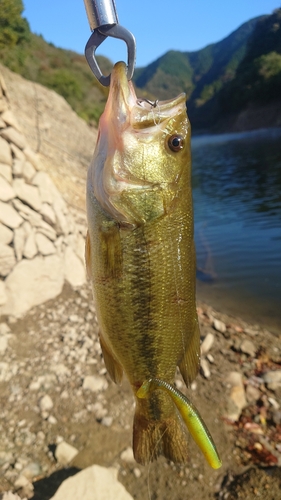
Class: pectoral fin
99,334,123,385
178,320,200,386
110,187,166,225
99,221,122,278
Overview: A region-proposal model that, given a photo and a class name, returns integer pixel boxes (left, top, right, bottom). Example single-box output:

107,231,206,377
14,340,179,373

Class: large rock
0,136,12,165
0,243,16,277
23,146,41,170
1,64,96,211
1,109,21,131
0,255,64,317
1,126,27,149
36,220,57,241
13,178,41,211
22,160,36,182
12,198,42,225
0,200,23,228
64,246,86,287
0,222,13,244
0,68,87,317
13,225,26,261
35,232,56,256
11,144,25,161
75,232,86,263
53,200,69,235
0,176,15,201
32,171,59,205
40,202,56,226
50,465,133,500
0,162,12,182
23,231,37,259
12,158,24,177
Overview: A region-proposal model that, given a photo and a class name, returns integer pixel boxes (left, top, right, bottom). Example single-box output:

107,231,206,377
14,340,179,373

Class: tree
0,0,30,48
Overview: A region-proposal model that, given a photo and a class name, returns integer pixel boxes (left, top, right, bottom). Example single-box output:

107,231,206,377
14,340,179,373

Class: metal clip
83,0,136,86
84,0,118,30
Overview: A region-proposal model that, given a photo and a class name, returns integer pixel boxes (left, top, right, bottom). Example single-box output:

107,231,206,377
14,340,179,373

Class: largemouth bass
86,61,220,466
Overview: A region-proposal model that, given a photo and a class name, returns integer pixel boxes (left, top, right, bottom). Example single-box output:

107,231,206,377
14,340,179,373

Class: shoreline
191,100,281,137
196,286,281,338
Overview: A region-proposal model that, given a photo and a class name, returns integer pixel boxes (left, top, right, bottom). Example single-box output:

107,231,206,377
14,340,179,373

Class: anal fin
178,320,200,386
99,334,123,385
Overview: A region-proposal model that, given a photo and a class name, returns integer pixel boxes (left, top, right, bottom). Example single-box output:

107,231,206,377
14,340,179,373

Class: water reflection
192,128,281,333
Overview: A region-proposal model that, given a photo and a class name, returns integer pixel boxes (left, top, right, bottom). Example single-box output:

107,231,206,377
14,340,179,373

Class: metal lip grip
83,0,136,86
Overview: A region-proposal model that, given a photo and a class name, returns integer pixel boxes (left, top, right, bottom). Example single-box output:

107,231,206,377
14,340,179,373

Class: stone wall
0,64,97,213
0,72,86,318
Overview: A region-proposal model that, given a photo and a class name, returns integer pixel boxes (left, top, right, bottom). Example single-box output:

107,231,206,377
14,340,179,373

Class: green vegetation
134,16,267,128
0,0,110,124
135,51,194,99
1,1,281,130
0,0,30,48
134,17,262,103
220,9,281,113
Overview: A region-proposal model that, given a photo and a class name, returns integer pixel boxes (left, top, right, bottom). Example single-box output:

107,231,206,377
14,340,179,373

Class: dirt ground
0,279,280,500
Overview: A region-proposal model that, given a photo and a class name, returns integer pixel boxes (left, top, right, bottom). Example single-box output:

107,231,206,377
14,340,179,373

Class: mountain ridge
1,2,281,132
134,16,264,102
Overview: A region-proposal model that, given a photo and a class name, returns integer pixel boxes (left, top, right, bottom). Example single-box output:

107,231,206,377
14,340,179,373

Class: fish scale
85,61,214,465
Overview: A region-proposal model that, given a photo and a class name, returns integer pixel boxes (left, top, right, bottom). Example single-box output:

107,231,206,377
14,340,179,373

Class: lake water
192,128,281,334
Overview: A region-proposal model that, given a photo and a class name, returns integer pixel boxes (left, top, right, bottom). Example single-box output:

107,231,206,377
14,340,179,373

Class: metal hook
137,98,159,108
83,0,136,86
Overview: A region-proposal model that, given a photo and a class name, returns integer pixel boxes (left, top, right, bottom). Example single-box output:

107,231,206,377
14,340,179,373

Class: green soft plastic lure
137,378,222,469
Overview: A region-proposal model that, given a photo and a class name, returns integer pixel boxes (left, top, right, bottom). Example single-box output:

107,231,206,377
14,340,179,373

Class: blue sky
23,1,280,68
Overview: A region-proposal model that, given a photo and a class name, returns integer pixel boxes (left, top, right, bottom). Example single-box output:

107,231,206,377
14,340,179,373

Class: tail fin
133,399,188,465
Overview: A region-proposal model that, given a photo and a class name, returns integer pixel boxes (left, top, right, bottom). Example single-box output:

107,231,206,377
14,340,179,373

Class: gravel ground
0,280,280,499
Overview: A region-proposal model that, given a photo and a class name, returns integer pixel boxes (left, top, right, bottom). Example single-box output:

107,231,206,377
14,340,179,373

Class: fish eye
168,134,184,152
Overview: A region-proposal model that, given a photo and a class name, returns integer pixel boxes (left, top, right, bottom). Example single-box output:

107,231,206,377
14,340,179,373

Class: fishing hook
137,98,160,108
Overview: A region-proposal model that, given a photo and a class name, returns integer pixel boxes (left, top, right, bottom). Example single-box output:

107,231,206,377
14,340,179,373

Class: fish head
88,61,191,225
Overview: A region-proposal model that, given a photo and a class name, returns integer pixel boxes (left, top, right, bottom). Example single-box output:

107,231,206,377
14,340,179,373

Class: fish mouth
102,61,187,130
101,61,137,130
89,62,189,225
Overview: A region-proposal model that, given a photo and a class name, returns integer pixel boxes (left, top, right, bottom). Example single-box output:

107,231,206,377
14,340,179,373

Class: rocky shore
0,67,280,499
0,72,86,318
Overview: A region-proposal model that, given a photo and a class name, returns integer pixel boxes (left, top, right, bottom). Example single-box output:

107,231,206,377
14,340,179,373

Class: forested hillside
0,0,110,124
219,9,281,112
134,16,263,102
187,9,281,130
1,1,280,131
